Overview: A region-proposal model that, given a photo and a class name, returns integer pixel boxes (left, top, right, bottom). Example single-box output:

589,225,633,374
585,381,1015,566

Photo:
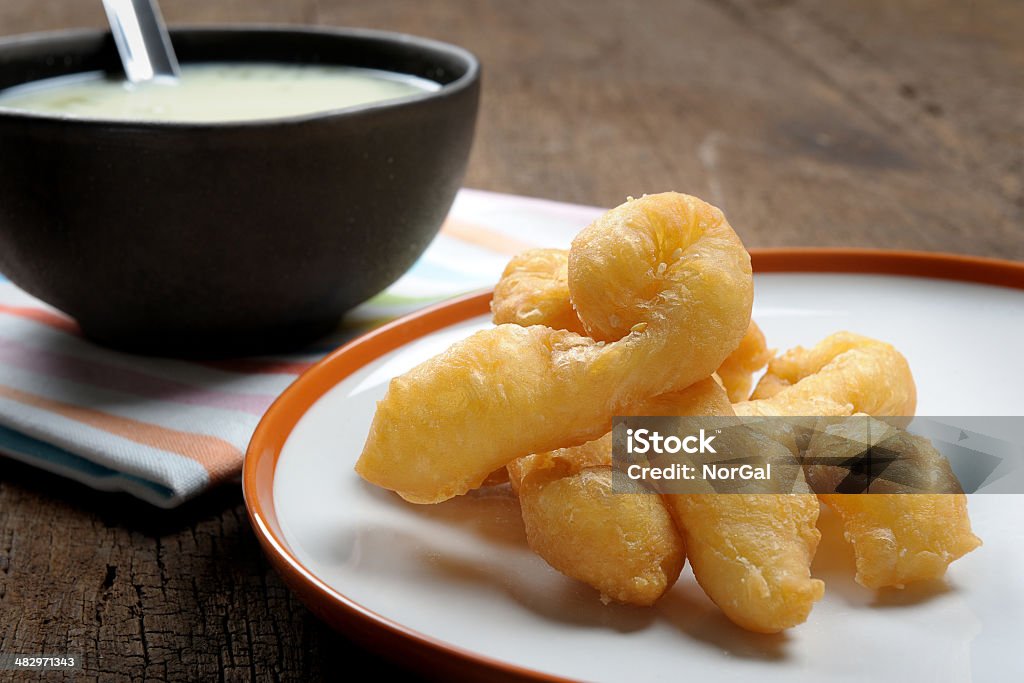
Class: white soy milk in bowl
0,62,438,122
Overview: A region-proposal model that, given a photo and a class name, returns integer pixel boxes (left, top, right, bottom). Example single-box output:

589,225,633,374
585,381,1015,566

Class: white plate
256,268,1024,682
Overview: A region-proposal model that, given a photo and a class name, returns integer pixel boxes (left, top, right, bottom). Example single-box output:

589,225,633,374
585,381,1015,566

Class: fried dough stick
491,248,586,335
492,245,820,628
492,248,770,401
507,433,684,607
655,383,823,633
715,319,771,402
508,376,800,608
735,333,980,589
357,193,753,503
742,332,917,417
509,380,824,630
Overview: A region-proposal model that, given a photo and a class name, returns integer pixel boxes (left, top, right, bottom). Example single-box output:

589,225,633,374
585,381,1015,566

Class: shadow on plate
871,578,952,607
316,516,799,664
657,578,792,661
421,549,659,634
361,478,528,547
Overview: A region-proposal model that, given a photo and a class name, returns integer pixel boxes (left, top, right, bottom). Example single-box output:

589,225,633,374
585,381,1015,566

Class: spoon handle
101,0,181,83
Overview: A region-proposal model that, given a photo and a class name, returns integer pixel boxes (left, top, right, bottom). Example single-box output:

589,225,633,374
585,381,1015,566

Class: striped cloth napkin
0,189,602,507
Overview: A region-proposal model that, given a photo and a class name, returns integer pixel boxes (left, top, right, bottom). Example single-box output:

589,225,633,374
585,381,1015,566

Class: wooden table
1,1,1021,681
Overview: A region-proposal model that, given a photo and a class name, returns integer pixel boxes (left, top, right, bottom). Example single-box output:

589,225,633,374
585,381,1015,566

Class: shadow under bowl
0,26,479,356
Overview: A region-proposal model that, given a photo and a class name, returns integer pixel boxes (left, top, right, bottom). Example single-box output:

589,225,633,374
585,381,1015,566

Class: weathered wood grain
1,1,1021,681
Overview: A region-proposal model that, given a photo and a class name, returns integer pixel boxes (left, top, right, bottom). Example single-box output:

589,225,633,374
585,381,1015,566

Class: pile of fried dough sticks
357,192,980,633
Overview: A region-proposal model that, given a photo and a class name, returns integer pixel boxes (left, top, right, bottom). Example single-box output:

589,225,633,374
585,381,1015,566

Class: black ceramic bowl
0,27,479,355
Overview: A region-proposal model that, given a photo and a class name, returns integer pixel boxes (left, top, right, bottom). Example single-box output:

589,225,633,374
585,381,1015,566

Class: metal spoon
101,0,180,83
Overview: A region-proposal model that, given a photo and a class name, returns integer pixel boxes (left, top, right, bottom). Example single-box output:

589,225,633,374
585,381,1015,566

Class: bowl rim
243,247,1024,682
0,24,480,129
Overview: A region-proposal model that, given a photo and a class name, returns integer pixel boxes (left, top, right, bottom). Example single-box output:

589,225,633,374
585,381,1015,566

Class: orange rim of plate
243,248,1024,682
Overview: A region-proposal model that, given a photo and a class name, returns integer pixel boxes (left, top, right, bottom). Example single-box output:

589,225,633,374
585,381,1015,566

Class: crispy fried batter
510,374,824,628
668,491,825,633
494,250,821,627
716,321,772,402
803,418,981,589
491,248,586,335
357,184,977,630
736,333,979,589
491,247,770,400
816,492,980,589
741,331,916,417
654,381,824,633
509,435,684,606
506,378,733,607
357,193,753,503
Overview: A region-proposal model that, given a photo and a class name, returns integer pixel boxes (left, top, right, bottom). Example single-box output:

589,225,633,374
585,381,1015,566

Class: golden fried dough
737,334,979,589
741,331,916,417
804,418,981,589
716,321,771,402
817,493,980,589
654,381,824,633
357,193,752,503
491,248,586,335
510,375,824,629
509,435,684,606
507,378,733,607
491,246,770,400
669,492,825,633
494,257,821,626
